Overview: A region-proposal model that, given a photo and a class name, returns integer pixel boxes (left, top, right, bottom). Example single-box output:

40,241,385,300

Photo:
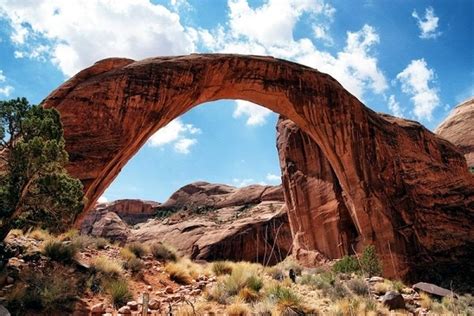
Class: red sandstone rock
436,98,474,169
41,54,474,280
96,199,160,225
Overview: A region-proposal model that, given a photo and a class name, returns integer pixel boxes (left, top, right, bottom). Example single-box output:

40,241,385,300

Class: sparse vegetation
360,245,382,276
212,260,233,276
123,256,144,274
347,277,369,296
266,284,301,310
105,278,132,307
92,256,124,276
125,241,148,258
332,254,360,274
165,262,193,284
226,302,251,316
150,242,178,261
42,239,78,263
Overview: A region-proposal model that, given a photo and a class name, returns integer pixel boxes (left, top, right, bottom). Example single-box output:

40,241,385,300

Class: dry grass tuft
226,302,251,316
92,256,124,276
165,262,193,285
212,261,233,276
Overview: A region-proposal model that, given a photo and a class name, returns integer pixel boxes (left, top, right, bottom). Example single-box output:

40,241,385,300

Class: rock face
277,115,474,284
94,199,159,225
41,54,474,280
436,98,474,170
84,182,292,265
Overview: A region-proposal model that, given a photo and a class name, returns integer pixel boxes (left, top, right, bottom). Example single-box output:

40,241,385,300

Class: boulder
412,282,455,298
381,291,405,310
89,212,130,242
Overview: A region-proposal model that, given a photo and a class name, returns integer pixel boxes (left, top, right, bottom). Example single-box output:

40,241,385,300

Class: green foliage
125,242,148,258
332,255,360,274
42,240,78,263
105,278,132,307
360,245,382,276
150,242,178,261
0,98,84,241
246,275,263,293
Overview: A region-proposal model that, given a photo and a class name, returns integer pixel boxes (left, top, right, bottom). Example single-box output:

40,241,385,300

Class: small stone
118,306,131,314
381,291,405,310
91,303,105,314
165,286,174,294
127,301,139,311
148,299,160,310
147,285,153,291
6,277,14,285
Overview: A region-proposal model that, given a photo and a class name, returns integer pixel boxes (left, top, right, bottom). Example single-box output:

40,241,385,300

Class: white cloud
412,7,441,39
0,0,196,76
174,138,197,154
387,95,404,118
266,173,280,182
396,59,439,121
148,118,200,154
313,24,333,45
232,100,274,126
97,196,108,204
232,178,255,187
0,70,14,97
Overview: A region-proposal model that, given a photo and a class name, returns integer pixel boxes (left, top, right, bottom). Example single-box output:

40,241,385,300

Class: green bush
360,245,381,276
246,275,263,293
150,242,177,261
42,240,77,263
125,242,148,258
332,255,360,274
106,279,132,307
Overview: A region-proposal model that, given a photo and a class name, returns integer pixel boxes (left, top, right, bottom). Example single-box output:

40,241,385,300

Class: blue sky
0,0,472,202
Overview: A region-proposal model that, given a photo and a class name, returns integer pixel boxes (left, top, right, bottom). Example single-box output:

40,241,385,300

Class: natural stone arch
42,54,474,280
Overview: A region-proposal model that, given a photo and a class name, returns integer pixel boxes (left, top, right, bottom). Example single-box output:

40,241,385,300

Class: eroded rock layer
436,98,474,169
277,115,474,285
81,182,292,264
41,54,474,280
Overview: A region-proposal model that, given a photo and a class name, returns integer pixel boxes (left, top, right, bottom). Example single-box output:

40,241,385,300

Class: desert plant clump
226,302,251,316
105,278,132,308
360,245,382,276
92,256,124,276
212,261,233,276
347,277,369,296
165,262,193,285
123,256,144,274
71,234,109,250
125,241,148,258
150,242,178,261
266,284,301,310
27,228,51,241
323,280,351,301
42,240,78,263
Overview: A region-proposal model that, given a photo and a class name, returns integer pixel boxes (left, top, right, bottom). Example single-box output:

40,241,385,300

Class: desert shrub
42,240,78,263
372,281,391,295
6,266,82,313
419,292,433,309
323,280,350,301
92,256,124,276
266,284,301,309
206,282,230,304
238,287,260,303
253,300,273,316
332,298,362,316
267,266,285,281
247,275,263,292
226,302,251,316
28,228,51,241
212,261,233,276
120,247,136,261
276,257,303,276
165,262,193,285
123,257,144,274
347,277,369,296
390,279,406,292
360,245,382,276
332,255,360,274
125,242,148,258
150,242,178,261
298,273,333,292
72,234,109,250
105,278,132,307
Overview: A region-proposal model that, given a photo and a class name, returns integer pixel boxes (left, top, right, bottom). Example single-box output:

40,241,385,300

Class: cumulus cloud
412,7,441,39
97,196,108,204
396,59,439,121
148,118,201,154
266,173,280,182
232,100,274,126
0,0,196,76
232,178,255,187
387,95,404,118
0,70,14,97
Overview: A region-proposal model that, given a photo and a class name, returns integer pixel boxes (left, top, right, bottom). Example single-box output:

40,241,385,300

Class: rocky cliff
436,98,474,170
82,182,292,264
277,115,474,286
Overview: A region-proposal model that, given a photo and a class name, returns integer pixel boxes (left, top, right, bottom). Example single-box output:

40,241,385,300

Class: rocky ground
0,229,473,315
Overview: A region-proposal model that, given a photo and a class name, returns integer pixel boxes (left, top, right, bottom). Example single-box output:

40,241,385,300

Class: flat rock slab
413,282,455,297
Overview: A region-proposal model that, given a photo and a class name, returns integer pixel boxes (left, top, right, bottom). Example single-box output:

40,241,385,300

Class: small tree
0,98,84,241
360,245,382,276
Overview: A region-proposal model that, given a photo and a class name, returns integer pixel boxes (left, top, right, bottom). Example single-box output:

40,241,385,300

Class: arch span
42,54,474,280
